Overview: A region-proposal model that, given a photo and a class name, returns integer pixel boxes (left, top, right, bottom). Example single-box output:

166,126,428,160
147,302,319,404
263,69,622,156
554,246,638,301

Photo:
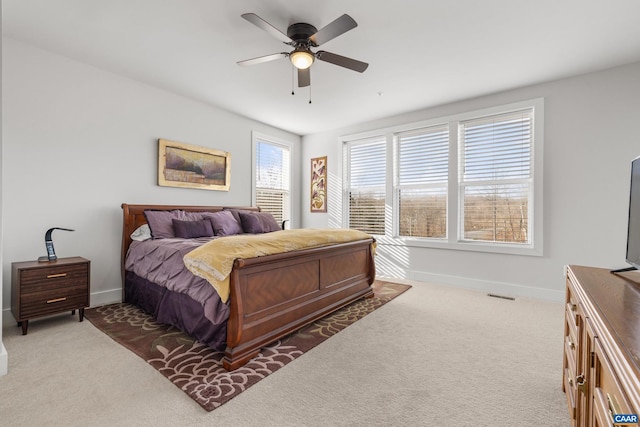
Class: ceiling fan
237,13,368,91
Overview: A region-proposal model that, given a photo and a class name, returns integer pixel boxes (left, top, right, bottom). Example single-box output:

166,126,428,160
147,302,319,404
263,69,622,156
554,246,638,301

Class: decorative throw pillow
172,218,214,239
222,208,243,225
202,210,243,236
144,210,181,239
144,210,204,238
130,224,152,241
238,211,282,234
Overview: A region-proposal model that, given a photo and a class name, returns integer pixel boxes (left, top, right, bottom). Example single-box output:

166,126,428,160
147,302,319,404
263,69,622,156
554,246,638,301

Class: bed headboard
120,203,260,291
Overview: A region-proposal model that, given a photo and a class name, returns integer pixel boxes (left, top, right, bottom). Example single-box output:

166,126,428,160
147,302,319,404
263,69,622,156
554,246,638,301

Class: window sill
373,235,543,257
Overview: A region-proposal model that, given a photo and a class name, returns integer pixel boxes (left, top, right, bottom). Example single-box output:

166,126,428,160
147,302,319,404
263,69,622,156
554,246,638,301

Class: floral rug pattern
84,281,410,411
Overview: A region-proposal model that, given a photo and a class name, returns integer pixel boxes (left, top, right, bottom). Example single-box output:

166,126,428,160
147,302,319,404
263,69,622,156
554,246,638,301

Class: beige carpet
83,281,410,411
0,278,569,426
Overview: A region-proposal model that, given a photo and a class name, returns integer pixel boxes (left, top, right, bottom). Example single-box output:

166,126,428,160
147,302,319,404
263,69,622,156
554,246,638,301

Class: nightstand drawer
19,264,88,293
20,285,88,318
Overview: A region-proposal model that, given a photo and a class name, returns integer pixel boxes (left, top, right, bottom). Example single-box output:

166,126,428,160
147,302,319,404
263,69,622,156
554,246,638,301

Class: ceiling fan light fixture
290,49,315,70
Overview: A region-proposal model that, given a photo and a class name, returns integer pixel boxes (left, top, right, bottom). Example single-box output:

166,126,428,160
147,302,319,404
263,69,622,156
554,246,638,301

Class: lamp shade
290,49,315,69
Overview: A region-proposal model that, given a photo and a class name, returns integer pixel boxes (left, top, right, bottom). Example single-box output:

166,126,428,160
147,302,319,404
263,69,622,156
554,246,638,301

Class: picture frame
158,139,231,191
310,156,327,212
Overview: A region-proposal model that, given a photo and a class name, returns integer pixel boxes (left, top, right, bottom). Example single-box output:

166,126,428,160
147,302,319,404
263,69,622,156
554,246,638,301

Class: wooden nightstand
11,256,90,335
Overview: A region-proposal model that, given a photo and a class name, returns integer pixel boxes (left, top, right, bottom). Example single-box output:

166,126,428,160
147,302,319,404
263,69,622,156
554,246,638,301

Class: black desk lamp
38,227,74,262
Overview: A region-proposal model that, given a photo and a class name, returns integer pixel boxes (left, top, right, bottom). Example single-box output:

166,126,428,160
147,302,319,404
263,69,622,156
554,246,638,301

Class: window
344,137,386,235
395,125,449,238
342,99,543,256
459,109,532,244
254,135,290,223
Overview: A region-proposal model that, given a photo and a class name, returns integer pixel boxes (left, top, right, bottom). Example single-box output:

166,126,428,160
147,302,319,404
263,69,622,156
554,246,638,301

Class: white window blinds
459,109,533,244
255,140,290,223
341,99,542,255
396,125,449,238
345,138,386,234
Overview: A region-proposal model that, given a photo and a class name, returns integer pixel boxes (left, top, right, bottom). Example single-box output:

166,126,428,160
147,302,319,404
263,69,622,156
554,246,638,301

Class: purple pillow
144,210,204,238
144,210,181,239
238,211,281,234
223,208,243,225
202,210,243,236
171,219,214,239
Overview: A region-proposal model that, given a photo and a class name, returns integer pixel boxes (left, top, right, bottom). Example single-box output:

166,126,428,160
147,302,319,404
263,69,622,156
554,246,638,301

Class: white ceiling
4,0,640,136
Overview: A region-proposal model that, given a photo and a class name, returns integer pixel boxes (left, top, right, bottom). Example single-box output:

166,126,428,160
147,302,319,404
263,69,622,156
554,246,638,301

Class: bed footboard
223,238,375,371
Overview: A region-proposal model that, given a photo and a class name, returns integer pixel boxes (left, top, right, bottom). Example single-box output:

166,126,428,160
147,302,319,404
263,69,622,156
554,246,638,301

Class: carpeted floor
83,280,410,411
0,277,569,426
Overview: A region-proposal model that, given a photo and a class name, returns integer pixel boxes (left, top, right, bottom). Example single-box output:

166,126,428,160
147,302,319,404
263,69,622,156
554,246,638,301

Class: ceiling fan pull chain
291,66,295,95
309,85,312,104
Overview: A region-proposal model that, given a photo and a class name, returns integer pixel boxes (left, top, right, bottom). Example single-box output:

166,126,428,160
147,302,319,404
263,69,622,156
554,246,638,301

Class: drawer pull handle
575,373,586,393
568,340,575,350
47,273,67,279
46,297,67,304
566,371,573,387
570,303,577,311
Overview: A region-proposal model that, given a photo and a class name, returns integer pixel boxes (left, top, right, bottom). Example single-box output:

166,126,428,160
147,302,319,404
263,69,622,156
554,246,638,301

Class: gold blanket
183,228,374,303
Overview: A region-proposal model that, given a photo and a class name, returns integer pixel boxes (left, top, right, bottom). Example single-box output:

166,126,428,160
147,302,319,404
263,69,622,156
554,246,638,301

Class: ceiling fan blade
298,68,310,87
316,51,369,73
237,52,288,66
241,13,291,43
310,14,357,46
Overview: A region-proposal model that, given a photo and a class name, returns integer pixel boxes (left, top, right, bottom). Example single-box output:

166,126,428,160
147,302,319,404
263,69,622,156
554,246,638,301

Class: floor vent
487,293,516,301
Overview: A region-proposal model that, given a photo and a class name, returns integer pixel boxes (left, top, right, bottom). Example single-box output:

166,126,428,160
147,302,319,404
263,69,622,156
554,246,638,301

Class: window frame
458,108,534,246
252,131,293,224
393,124,450,240
341,98,544,256
342,135,388,235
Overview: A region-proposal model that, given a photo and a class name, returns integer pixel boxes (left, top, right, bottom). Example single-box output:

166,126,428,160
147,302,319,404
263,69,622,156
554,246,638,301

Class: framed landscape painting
310,156,327,212
158,139,231,191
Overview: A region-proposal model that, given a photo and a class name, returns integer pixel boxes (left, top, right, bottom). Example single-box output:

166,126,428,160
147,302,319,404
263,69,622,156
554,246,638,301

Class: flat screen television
624,156,640,271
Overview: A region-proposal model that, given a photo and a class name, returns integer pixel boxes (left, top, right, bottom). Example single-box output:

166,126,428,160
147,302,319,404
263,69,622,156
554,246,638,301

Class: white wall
0,2,8,376
301,61,640,301
1,38,301,317
3,35,638,326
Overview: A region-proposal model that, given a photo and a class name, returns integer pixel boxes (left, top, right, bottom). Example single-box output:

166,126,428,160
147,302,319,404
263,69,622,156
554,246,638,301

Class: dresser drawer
565,308,579,365
565,276,579,322
564,366,578,425
592,338,633,426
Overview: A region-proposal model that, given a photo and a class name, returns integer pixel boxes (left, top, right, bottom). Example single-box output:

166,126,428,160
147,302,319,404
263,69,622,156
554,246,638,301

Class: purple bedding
124,237,229,350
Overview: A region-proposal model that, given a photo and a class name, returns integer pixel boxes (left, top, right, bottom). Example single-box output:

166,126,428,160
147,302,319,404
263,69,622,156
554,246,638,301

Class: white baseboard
2,308,15,327
0,342,7,376
89,288,122,307
378,270,564,302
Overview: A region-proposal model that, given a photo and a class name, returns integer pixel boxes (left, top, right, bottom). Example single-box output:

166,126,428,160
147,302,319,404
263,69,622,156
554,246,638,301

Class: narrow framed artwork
310,156,327,212
158,139,231,191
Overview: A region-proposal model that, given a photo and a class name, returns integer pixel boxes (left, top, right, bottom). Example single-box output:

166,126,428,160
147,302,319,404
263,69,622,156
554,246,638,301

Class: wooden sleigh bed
121,203,376,370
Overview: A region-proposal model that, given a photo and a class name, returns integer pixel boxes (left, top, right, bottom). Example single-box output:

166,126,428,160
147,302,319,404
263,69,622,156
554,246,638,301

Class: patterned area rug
84,281,410,411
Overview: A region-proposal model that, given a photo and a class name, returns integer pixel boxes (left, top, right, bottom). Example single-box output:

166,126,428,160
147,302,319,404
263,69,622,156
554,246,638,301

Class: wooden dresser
11,256,90,335
563,265,640,426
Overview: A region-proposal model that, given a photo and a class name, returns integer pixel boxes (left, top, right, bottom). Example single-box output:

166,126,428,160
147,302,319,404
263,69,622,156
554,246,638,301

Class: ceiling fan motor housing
287,23,318,46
